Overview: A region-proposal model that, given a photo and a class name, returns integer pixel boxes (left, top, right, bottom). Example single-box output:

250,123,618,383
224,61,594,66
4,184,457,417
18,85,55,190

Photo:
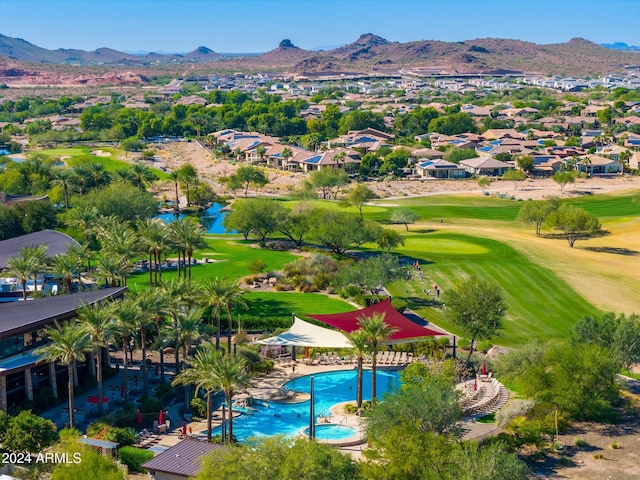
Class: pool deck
185,360,503,458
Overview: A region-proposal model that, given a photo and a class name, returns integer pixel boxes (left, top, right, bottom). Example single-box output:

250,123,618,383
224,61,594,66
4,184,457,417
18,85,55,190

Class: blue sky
1,0,639,53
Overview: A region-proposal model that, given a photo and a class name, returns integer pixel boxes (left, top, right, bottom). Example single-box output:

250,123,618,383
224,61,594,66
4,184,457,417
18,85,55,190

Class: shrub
611,442,621,449
343,404,357,414
139,395,162,414
103,427,138,447
3,411,58,453
119,446,154,472
191,397,207,418
457,338,471,350
476,340,493,353
574,438,589,448
248,259,267,274
154,382,173,401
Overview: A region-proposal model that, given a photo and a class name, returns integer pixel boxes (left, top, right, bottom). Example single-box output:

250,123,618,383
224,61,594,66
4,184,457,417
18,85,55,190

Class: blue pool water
157,202,233,234
303,424,358,440
210,369,400,441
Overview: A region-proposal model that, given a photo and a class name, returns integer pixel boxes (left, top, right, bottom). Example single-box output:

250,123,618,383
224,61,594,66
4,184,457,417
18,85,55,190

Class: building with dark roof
0,287,126,412
142,438,227,480
0,230,79,270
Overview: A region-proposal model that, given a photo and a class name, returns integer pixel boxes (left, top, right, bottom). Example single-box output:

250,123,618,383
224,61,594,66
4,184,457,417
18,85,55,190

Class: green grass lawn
386,232,598,347
240,291,354,321
127,237,298,289
38,146,169,180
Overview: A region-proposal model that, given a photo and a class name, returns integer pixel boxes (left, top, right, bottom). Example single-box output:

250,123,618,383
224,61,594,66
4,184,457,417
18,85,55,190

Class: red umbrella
182,422,187,436
158,410,164,424
481,362,487,375
136,409,142,425
305,347,309,358
120,385,125,397
473,379,477,391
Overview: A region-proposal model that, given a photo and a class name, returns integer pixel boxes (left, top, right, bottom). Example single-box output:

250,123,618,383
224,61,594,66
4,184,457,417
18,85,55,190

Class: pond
157,202,234,234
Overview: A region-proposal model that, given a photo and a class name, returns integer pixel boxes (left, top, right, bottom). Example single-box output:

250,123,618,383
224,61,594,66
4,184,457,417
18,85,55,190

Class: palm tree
168,307,204,414
169,217,206,282
95,220,140,260
131,289,169,392
204,279,247,355
93,253,132,287
171,343,221,441
22,244,48,293
159,278,201,382
65,205,98,243
130,162,156,190
110,299,138,402
347,330,369,409
202,349,250,444
136,219,171,286
281,147,293,171
52,168,75,209
87,162,110,189
49,252,79,294
6,254,37,300
167,171,181,213
358,312,397,403
66,242,93,286
77,302,114,415
35,322,90,429
201,277,232,350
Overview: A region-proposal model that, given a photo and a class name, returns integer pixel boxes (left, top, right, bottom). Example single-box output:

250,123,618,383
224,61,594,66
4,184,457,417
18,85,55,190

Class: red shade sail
305,298,443,344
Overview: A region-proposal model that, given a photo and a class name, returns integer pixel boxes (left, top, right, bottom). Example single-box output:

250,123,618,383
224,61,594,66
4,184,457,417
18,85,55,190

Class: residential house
415,159,466,179
577,154,622,175
459,157,512,176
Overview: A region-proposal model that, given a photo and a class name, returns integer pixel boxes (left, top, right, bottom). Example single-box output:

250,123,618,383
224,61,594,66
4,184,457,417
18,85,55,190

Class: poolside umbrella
305,347,309,358
473,379,477,391
134,375,138,386
158,410,164,425
120,385,124,397
182,422,187,436
136,409,142,425
481,362,487,375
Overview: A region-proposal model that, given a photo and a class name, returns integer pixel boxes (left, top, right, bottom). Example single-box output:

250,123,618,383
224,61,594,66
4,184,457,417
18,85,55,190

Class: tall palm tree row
168,217,206,282
201,277,247,351
136,218,172,287
130,289,169,392
110,298,139,402
77,302,114,416
175,346,251,444
35,322,91,429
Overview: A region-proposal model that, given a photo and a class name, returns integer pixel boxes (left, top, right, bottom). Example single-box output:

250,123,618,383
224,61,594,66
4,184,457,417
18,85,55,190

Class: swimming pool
303,424,358,441
209,369,400,442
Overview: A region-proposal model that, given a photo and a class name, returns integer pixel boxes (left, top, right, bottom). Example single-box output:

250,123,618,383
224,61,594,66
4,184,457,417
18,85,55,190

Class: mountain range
0,33,639,80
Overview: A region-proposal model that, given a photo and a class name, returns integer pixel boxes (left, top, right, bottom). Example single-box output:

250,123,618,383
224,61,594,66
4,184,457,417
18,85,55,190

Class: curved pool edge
301,422,367,447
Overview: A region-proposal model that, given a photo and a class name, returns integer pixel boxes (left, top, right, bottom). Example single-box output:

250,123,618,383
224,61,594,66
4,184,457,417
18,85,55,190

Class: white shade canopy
250,317,353,349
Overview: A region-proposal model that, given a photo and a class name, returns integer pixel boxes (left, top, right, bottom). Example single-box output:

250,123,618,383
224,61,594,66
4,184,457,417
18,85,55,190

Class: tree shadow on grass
581,246,639,256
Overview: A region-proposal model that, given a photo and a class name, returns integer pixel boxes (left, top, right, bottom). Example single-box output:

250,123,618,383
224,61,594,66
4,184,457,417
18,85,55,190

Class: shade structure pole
309,376,315,440
222,404,227,443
